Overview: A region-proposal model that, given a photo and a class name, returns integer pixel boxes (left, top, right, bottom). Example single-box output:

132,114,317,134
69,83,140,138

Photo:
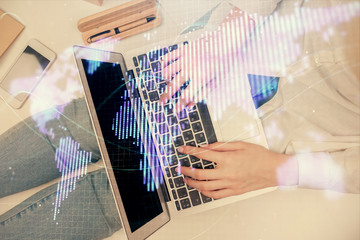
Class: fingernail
175,167,179,172
199,144,208,148
177,146,184,153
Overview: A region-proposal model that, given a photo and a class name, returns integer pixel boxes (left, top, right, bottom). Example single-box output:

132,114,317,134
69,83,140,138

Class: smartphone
0,39,56,109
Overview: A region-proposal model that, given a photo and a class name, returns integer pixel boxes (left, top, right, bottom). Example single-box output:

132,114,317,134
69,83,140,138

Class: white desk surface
0,1,359,240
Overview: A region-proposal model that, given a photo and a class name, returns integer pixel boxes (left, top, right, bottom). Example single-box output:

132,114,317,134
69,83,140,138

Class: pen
88,16,156,43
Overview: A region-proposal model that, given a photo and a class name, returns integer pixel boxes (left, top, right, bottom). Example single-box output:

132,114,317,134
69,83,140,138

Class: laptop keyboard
132,42,217,211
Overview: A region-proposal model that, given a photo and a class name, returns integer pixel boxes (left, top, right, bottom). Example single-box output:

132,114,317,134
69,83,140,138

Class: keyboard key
148,91,160,102
159,47,169,56
172,189,178,199
204,164,215,169
186,141,196,147
165,167,171,177
145,80,156,91
201,193,212,203
170,125,181,136
141,69,153,80
151,123,158,133
173,136,184,147
188,104,197,111
157,82,167,94
135,68,141,77
152,102,162,113
168,155,178,166
174,177,185,188
177,187,188,198
148,112,154,122
151,61,161,72
183,130,194,141
202,159,212,165
133,57,139,67
158,145,164,155
192,162,203,169
190,155,200,163
175,201,181,211
145,101,150,111
173,90,181,99
178,109,187,120
138,54,150,70
155,134,161,144
148,50,159,62
161,133,172,145
139,77,146,89
171,166,180,177
155,112,166,123
189,190,202,206
164,144,175,155
168,178,174,188
164,104,174,115
183,41,189,45
195,132,206,144
154,72,164,83
167,115,178,126
142,90,148,100
192,122,203,133
179,157,190,167
180,119,191,131
169,44,178,52
180,198,191,209
162,156,168,166
158,123,169,134
189,111,200,122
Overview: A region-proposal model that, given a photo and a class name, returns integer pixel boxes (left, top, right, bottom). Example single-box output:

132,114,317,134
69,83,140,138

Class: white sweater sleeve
295,147,360,193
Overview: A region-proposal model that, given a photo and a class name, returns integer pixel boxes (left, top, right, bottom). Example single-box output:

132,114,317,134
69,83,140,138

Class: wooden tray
78,0,161,45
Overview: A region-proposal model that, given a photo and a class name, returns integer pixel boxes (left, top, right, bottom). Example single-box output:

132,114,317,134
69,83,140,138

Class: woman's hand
159,9,255,111
176,141,297,199
159,35,219,110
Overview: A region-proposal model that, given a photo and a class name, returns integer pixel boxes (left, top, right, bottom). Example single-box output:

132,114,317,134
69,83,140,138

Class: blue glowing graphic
53,136,92,220
111,86,163,192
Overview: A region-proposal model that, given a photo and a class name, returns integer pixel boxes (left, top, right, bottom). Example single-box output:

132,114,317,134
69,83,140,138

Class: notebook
0,9,24,57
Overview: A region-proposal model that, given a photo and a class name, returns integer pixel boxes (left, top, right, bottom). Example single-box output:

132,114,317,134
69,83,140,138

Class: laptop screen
81,59,163,232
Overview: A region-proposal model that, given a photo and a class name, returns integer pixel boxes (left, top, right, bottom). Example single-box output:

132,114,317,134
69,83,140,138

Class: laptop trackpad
209,102,260,142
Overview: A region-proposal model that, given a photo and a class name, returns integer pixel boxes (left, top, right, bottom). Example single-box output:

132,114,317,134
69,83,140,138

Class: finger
161,47,182,68
177,166,221,180
177,145,224,164
174,83,199,110
175,75,217,112
184,177,228,191
173,92,194,113
200,141,249,152
161,47,187,80
161,58,182,81
159,74,188,104
200,189,235,199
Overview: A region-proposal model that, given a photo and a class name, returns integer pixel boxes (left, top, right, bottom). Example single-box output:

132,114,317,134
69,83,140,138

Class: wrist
274,153,299,187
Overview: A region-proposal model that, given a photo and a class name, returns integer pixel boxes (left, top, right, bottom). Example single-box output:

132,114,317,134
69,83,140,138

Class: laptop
73,7,275,240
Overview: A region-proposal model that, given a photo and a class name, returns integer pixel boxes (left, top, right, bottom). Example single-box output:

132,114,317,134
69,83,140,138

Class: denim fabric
0,98,100,198
0,168,121,240
0,98,122,239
